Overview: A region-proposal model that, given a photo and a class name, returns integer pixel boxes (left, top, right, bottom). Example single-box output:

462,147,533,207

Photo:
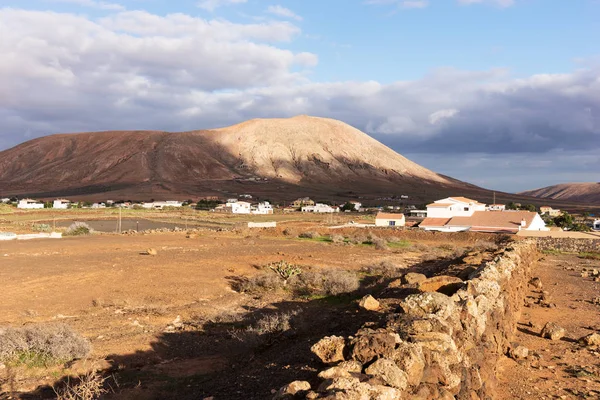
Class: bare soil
497,252,600,399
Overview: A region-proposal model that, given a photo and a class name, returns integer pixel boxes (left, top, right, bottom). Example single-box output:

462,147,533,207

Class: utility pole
118,207,122,234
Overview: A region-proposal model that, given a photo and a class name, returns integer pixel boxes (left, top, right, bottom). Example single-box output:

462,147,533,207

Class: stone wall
535,237,600,253
274,241,538,400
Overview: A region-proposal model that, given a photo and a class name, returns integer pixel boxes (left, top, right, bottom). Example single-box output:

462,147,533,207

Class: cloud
401,1,429,9
0,7,598,192
197,0,247,12
46,0,125,10
457,0,515,7
266,5,303,21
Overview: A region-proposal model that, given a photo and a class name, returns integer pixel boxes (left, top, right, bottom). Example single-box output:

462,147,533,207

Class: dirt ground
2,225,461,399
497,252,600,400
2,216,598,400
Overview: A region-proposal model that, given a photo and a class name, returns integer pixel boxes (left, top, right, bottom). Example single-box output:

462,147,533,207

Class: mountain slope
520,183,600,204
0,115,485,201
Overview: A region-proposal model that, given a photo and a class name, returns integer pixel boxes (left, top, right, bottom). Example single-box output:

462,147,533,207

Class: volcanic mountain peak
0,115,460,200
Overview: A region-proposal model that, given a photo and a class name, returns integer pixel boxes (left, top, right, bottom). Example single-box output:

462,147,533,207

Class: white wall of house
426,197,486,219
53,200,70,209
302,203,339,213
524,214,550,231
229,201,252,214
251,201,273,215
375,217,405,227
17,199,44,209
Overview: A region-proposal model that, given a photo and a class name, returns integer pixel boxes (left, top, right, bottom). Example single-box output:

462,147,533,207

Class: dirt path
497,253,600,399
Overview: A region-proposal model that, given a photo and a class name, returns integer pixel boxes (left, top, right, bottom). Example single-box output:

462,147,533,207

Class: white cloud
197,0,247,12
457,0,515,7
0,7,598,192
266,5,303,21
401,1,429,9
47,0,125,10
428,109,459,124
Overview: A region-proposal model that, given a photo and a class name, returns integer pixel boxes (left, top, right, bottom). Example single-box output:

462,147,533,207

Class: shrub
299,231,320,239
291,269,360,296
362,260,404,278
371,237,388,250
0,323,91,367
350,234,368,245
282,228,297,237
330,234,345,244
235,272,283,293
54,371,107,400
32,223,51,232
65,222,93,236
246,311,298,335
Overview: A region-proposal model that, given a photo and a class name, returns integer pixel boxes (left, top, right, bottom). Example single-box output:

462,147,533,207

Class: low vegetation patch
289,269,360,296
64,221,94,236
579,252,600,260
298,231,320,239
267,260,302,285
246,310,298,335
54,370,107,400
0,323,91,368
362,260,404,278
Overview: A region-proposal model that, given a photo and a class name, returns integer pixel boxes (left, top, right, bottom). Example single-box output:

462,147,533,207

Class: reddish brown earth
497,253,600,399
520,182,600,204
0,115,577,207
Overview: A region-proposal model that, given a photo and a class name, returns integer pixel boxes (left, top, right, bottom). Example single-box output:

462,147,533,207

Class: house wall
17,202,44,209
525,214,550,231
375,218,405,227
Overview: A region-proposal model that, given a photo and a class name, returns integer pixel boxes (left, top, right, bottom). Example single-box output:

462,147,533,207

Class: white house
91,202,106,209
593,219,600,231
17,199,44,209
251,201,273,215
426,197,486,219
487,204,506,211
375,212,405,227
409,210,427,218
302,203,339,213
142,201,183,210
540,206,561,217
420,211,548,233
1,198,10,204
226,199,252,214
53,199,71,209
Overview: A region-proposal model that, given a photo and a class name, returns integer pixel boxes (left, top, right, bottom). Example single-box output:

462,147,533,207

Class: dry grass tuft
290,269,360,296
362,260,404,278
54,370,107,400
64,222,94,236
298,231,320,239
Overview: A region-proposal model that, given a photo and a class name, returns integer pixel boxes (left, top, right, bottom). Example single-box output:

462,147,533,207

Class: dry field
0,209,500,399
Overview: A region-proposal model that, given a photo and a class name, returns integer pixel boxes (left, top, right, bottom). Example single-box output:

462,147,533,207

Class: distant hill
0,115,580,205
520,183,600,204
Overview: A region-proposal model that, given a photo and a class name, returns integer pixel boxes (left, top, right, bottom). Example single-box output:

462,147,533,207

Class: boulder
541,322,565,341
508,344,529,360
403,272,427,285
273,381,311,399
400,292,456,320
365,358,409,390
528,277,543,289
351,332,397,364
392,342,425,387
318,361,362,379
311,336,346,364
580,333,600,346
358,295,380,311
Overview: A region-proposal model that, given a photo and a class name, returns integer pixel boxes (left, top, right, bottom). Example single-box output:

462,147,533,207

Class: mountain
0,115,543,203
520,183,600,204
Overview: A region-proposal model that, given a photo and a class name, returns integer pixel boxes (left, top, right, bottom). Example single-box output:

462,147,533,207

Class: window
389,221,396,226
464,207,469,211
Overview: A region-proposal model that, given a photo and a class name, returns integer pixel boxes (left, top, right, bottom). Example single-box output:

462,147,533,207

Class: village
2,194,598,236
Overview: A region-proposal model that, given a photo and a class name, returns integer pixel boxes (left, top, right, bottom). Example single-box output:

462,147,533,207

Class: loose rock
529,277,543,289
273,381,311,399
364,358,409,390
146,248,158,256
541,322,565,341
508,344,529,360
403,272,427,285
311,336,346,364
358,295,380,311
580,333,600,346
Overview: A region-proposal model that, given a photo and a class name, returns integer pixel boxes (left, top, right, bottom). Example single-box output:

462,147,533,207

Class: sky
0,0,598,192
